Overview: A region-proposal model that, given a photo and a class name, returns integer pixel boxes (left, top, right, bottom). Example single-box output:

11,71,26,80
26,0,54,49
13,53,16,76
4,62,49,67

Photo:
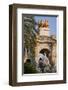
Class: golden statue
38,20,49,28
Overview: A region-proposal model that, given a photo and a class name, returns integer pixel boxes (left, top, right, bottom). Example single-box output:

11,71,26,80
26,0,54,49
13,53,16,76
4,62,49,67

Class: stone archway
35,44,51,63
39,48,50,58
39,48,52,64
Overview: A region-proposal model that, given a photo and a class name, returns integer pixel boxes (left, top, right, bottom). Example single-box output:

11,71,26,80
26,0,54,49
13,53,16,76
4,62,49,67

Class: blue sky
34,15,57,36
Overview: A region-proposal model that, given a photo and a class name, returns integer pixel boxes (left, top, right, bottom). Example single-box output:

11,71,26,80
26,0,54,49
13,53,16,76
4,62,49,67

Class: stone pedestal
39,27,50,36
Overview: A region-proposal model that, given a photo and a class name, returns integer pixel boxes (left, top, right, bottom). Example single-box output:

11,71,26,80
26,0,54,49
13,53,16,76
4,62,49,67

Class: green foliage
24,15,36,60
24,62,37,74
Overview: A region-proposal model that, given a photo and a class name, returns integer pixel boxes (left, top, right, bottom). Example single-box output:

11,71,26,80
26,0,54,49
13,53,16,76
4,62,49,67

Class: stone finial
38,20,49,28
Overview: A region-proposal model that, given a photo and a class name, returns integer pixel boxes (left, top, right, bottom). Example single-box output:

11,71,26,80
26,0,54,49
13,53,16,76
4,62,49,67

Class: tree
24,59,37,74
24,15,37,65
